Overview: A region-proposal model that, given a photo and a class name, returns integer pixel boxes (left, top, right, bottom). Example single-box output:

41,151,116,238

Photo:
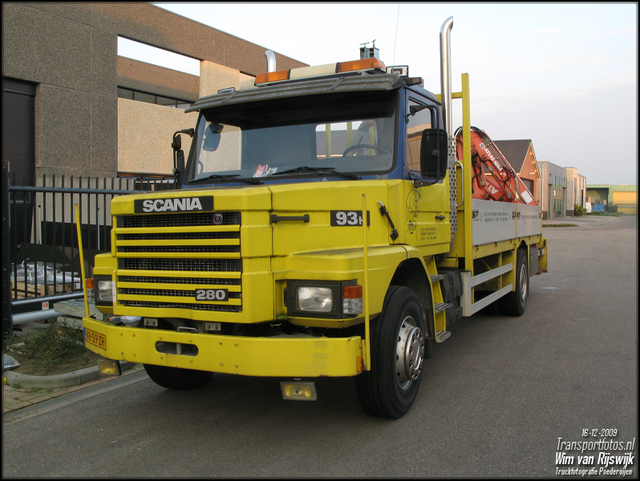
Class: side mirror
171,134,181,151
420,128,448,180
172,128,194,187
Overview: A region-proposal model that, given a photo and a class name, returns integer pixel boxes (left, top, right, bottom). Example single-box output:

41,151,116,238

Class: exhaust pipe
439,17,454,136
439,17,458,241
265,50,277,73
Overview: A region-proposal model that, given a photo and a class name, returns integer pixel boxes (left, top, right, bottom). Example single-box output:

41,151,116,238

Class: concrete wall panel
91,94,119,176
36,84,92,174
200,61,241,97
28,3,306,75
3,3,93,90
91,27,118,97
118,99,198,174
117,58,199,101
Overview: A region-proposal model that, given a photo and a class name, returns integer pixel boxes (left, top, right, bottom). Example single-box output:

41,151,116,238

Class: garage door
612,191,637,205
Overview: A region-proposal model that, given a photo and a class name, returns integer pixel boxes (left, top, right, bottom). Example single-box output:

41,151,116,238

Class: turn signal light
343,284,363,315
343,284,363,299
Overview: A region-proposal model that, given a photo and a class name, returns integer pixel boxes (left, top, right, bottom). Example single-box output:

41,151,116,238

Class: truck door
404,96,450,248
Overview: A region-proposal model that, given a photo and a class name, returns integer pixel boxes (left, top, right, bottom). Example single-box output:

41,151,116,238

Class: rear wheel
355,286,426,419
144,364,213,390
498,248,528,316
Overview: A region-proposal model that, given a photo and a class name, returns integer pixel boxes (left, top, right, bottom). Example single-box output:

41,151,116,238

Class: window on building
553,198,563,216
117,86,191,110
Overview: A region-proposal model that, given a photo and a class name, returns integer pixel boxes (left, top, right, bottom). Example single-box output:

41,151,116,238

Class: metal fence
2,161,175,336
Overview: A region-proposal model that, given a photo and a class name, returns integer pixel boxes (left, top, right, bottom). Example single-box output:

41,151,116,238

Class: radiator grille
115,211,242,312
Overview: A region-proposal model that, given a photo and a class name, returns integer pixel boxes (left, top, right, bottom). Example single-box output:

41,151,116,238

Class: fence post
2,161,13,338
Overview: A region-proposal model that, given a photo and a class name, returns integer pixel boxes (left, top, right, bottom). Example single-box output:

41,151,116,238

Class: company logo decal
134,197,214,213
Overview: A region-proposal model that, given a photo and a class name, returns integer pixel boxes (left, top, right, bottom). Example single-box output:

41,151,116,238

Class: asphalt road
3,215,637,478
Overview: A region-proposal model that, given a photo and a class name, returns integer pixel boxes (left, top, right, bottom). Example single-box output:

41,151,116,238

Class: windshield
185,90,397,183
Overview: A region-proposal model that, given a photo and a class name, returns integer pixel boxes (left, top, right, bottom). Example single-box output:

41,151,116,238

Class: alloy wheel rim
395,315,424,388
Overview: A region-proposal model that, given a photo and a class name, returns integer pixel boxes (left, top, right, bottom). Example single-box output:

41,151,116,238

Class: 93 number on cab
331,210,370,226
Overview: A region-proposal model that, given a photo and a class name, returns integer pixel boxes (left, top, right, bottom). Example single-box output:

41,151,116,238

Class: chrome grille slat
120,300,238,312
122,258,241,272
119,276,240,286
121,232,238,240
119,246,240,254
121,212,239,228
119,288,241,298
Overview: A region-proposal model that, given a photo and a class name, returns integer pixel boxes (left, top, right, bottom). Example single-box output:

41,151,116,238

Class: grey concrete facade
565,167,587,216
537,161,568,219
3,3,306,178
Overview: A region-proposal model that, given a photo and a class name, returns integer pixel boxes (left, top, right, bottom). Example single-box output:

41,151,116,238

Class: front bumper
83,317,363,377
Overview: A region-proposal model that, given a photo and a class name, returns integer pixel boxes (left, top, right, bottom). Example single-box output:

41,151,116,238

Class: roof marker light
336,58,386,73
254,69,291,85
254,58,386,86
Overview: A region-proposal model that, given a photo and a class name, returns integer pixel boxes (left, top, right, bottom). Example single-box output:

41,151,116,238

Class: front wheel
355,286,426,419
144,364,213,390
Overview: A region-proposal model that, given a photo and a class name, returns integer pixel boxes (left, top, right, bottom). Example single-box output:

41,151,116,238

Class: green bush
574,204,586,216
20,320,87,370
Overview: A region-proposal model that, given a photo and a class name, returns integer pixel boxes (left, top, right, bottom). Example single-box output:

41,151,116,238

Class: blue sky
120,3,637,186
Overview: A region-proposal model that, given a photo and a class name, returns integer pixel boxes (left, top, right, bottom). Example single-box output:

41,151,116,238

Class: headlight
297,287,333,312
94,275,114,305
286,280,362,318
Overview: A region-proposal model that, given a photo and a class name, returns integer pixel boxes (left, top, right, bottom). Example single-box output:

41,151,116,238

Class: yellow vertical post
74,203,90,318
461,73,473,273
325,124,332,159
368,125,377,155
361,193,371,370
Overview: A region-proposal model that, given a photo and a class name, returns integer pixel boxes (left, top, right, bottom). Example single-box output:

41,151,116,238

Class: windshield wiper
190,173,263,185
271,166,359,180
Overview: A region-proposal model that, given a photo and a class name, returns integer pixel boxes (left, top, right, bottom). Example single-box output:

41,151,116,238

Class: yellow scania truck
83,18,547,418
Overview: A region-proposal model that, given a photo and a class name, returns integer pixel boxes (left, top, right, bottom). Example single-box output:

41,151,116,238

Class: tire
355,286,426,419
498,249,528,316
144,364,213,390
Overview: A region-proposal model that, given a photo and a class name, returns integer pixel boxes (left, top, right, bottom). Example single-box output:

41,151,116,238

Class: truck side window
406,99,432,172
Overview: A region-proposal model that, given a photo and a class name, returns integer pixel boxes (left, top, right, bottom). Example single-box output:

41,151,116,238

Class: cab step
436,330,451,342
435,302,452,313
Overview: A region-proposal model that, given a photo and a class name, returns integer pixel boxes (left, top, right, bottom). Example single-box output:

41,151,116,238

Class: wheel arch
389,257,435,342
517,240,530,276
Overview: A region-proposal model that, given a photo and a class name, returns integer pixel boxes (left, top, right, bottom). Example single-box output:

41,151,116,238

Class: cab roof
186,71,438,113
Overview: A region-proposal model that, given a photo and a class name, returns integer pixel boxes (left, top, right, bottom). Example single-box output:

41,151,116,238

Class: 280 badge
195,289,228,301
